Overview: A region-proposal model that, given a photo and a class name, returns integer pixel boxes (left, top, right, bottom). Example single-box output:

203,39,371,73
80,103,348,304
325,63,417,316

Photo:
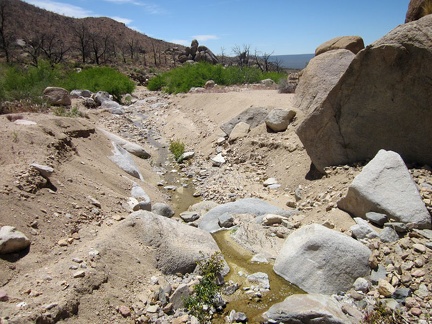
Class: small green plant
169,139,185,161
12,131,18,143
52,106,82,118
362,300,406,324
185,252,224,322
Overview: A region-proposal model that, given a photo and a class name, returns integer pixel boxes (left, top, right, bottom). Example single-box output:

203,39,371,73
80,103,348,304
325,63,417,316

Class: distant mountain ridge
269,54,314,69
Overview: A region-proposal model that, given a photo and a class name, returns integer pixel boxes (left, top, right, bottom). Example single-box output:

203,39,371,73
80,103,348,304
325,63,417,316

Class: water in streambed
211,230,304,323
170,179,304,322
136,111,304,322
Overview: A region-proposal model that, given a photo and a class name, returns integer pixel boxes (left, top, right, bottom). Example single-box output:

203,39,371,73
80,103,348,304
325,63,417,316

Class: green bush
169,139,185,161
185,252,224,322
61,66,135,102
147,62,286,94
0,61,63,102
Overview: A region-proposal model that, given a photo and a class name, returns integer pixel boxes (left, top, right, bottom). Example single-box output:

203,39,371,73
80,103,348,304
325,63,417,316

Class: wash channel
132,110,304,321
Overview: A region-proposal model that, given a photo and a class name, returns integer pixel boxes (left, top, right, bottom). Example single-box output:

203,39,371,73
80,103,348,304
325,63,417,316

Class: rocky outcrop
263,294,354,324
178,39,218,64
274,224,371,294
338,150,431,229
315,36,365,56
293,49,355,114
296,15,432,172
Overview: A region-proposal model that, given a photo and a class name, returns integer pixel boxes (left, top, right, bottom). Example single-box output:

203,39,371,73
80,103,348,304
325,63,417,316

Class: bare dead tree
232,44,251,67
73,22,91,64
89,32,113,65
151,40,158,66
39,33,70,66
219,47,226,65
20,36,44,66
0,0,12,63
254,49,274,72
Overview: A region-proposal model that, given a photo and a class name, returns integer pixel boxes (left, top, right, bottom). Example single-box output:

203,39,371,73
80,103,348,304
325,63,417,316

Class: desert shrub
185,252,224,322
169,139,185,161
0,61,62,103
61,66,135,101
52,106,82,118
147,62,286,94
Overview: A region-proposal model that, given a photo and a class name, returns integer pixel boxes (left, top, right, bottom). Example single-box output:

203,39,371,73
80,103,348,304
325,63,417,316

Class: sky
23,0,410,55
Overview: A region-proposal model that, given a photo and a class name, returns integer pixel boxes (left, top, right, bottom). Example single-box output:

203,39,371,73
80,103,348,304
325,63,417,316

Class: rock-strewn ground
1,85,431,323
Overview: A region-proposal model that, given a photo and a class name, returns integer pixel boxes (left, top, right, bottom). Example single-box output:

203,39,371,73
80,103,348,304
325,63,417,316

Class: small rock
0,226,31,254
378,279,395,297
73,270,86,278
353,277,370,293
263,178,278,187
30,163,54,178
180,211,200,223
411,269,426,277
411,307,422,316
366,212,388,227
212,153,226,167
146,305,159,313
58,239,69,247
413,243,426,253
119,305,131,317
218,213,234,228
0,290,9,302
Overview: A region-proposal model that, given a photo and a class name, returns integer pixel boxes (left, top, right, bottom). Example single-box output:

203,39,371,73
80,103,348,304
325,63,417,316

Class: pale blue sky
23,0,410,55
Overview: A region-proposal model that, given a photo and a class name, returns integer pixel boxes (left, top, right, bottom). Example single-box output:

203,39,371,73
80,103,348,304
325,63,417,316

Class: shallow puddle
212,230,304,323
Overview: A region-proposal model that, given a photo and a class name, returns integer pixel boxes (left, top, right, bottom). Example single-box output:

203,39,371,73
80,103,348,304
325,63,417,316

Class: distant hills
0,0,183,67
269,54,314,69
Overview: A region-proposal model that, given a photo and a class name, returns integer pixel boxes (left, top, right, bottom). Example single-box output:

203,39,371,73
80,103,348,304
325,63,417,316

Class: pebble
413,243,427,253
73,270,86,278
0,290,9,302
118,305,131,317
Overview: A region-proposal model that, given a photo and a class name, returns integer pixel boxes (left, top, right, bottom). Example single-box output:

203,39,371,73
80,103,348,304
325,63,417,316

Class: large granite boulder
338,150,431,229
43,87,71,106
315,36,365,56
125,211,221,274
274,224,371,294
294,49,355,114
263,294,353,324
296,15,432,173
198,198,292,233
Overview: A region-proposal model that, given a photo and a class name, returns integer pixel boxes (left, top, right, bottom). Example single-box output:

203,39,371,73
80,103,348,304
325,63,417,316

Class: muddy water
170,181,304,322
212,230,304,322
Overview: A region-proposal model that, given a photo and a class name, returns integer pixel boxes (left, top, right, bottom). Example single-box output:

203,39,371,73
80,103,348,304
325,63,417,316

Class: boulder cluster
177,39,218,64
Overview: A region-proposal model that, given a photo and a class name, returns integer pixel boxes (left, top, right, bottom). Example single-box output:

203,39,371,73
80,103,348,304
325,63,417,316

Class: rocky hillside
0,0,183,67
